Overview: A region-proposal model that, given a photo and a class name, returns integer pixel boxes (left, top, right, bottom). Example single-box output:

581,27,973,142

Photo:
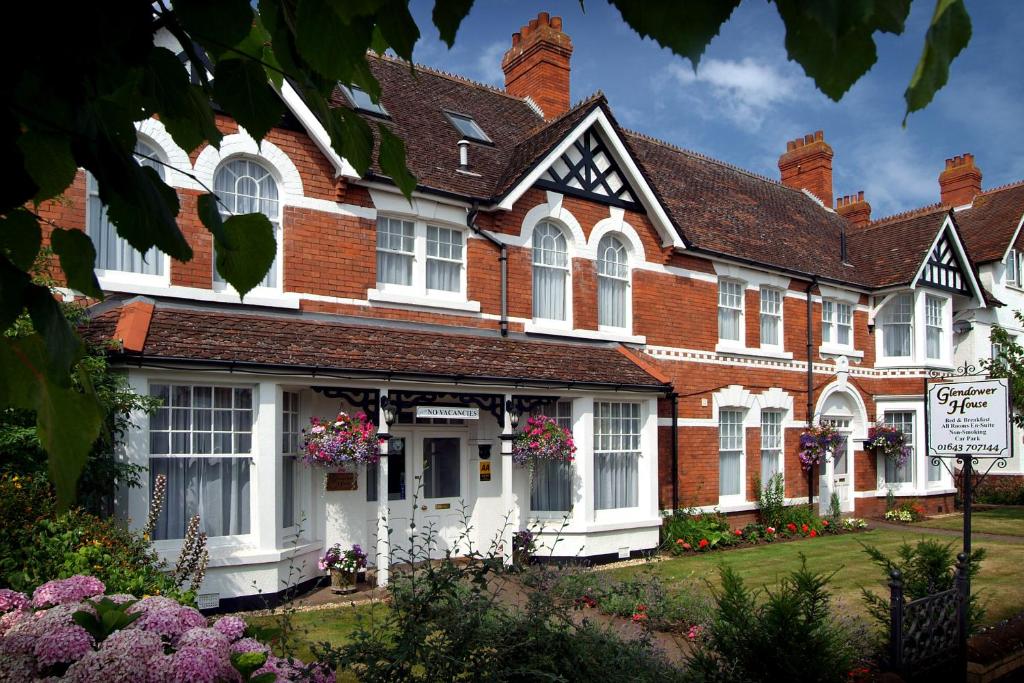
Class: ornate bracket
310,387,380,422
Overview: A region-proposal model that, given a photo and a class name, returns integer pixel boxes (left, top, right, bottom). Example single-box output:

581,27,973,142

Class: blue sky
408,1,1024,218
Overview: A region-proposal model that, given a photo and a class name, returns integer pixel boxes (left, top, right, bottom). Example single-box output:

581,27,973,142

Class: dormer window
342,85,389,118
445,112,491,143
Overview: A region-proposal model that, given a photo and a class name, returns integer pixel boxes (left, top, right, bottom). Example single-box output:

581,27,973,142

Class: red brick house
48,13,1008,606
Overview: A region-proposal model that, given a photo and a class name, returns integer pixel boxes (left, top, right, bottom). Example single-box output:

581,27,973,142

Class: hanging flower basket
302,411,381,468
866,422,911,469
798,422,845,472
512,416,576,471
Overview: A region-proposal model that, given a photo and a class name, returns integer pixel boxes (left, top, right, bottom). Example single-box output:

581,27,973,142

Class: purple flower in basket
302,412,381,468
512,415,576,467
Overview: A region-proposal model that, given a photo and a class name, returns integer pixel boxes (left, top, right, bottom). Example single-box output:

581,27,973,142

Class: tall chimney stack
836,191,872,229
502,12,573,120
778,130,833,208
939,154,982,207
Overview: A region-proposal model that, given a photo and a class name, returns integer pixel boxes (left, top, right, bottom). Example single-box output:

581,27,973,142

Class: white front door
824,417,855,513
412,432,466,558
365,435,412,565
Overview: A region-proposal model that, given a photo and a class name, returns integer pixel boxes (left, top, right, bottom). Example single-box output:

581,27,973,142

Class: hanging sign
415,406,479,420
927,377,1010,458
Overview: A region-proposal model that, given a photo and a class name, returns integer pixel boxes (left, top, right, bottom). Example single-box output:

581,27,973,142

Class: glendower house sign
927,377,1010,458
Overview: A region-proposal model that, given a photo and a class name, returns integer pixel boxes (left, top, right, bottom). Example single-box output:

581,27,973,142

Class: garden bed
968,610,1024,682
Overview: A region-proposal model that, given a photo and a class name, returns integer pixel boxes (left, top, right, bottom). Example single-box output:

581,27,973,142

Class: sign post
926,365,1013,675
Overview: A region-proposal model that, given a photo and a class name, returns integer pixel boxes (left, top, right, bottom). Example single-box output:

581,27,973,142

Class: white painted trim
194,131,304,199
909,215,986,307
96,278,301,309
495,107,685,250
997,211,1024,265
367,288,481,313
523,321,646,344
817,283,860,305
713,261,791,290
819,344,864,359
368,187,468,228
715,343,794,361
135,119,199,190
814,380,869,437
277,80,359,179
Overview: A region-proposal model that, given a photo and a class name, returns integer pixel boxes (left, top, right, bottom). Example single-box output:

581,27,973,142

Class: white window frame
87,139,171,287
147,382,256,548
1006,248,1020,288
718,408,746,504
593,401,642,512
281,390,303,536
530,400,574,517
532,220,573,328
881,293,915,360
717,279,745,346
925,294,946,362
759,409,784,485
881,409,916,491
597,233,631,332
759,286,783,349
370,215,470,305
211,156,284,295
821,299,853,349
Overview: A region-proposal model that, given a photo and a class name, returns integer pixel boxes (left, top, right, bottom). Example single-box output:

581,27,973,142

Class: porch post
500,393,515,565
255,382,281,551
376,389,390,587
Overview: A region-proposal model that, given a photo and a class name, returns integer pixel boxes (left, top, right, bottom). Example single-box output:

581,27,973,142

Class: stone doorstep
967,650,1024,683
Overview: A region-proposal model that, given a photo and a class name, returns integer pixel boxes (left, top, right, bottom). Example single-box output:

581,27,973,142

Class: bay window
533,221,569,322
760,410,783,483
759,287,782,347
597,234,629,329
718,280,744,343
213,158,281,289
594,402,640,510
88,140,166,278
882,294,914,358
281,391,300,530
883,411,915,485
926,295,944,360
532,400,573,513
719,409,744,498
149,384,253,540
822,300,852,347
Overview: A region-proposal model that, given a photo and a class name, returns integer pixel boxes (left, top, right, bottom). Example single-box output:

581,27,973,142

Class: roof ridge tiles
621,128,786,188
978,178,1024,197
369,52,530,104
866,202,950,228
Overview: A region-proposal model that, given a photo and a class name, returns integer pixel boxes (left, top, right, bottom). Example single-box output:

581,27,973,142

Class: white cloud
662,56,808,128
470,41,507,86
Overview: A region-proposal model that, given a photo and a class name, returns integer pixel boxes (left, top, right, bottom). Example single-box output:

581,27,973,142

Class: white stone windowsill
524,321,646,344
96,276,302,309
155,539,323,568
818,343,864,359
367,288,481,312
714,342,793,361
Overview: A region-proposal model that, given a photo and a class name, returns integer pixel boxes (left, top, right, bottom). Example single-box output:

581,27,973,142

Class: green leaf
378,124,416,197
250,674,277,683
903,0,971,123
174,0,255,55
432,0,475,47
0,209,42,270
16,131,77,204
772,0,912,101
294,0,377,83
0,110,42,214
50,229,102,299
376,1,420,61
608,0,740,67
197,197,277,297
0,256,32,331
213,57,285,143
26,284,82,379
141,47,222,153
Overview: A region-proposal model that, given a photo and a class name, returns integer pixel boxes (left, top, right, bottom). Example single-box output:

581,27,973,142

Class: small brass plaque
325,472,358,491
434,503,451,510
479,460,492,481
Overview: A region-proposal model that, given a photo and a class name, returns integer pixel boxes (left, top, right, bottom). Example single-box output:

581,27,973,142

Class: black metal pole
963,458,973,558
889,569,904,674
957,551,970,679
806,276,817,506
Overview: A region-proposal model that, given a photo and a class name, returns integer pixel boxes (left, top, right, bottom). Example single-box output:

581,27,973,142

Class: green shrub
661,509,736,551
969,475,1024,505
686,556,870,682
756,473,786,528
777,503,821,529
0,473,188,602
860,538,986,635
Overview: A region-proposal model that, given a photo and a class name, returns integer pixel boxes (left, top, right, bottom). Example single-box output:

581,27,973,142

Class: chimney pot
502,10,574,119
457,139,470,170
857,190,864,201
939,152,982,206
779,130,834,208
528,18,538,29
551,16,562,29
836,189,871,228
512,32,520,46
538,11,549,24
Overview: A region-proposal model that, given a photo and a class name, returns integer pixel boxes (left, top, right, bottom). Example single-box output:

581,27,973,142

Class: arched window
597,234,629,328
213,158,281,289
532,221,569,322
88,140,166,276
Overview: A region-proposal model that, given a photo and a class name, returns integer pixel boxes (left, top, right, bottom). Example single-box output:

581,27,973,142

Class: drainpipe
806,275,819,505
669,391,680,511
467,201,509,336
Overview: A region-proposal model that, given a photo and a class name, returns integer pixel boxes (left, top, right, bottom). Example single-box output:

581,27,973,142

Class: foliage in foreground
0,575,331,681
0,473,186,603
686,557,871,683
860,538,986,635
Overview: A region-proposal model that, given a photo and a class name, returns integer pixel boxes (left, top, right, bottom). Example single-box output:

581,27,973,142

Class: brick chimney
939,154,982,206
502,12,573,119
836,191,871,228
778,130,833,208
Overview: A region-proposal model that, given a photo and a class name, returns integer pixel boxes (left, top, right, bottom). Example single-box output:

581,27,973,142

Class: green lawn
914,507,1024,537
246,602,384,664
607,528,1024,624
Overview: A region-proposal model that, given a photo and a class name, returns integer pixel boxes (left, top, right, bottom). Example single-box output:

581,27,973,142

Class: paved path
870,519,1024,544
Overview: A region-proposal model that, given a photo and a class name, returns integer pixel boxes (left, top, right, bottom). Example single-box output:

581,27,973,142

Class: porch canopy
83,300,670,393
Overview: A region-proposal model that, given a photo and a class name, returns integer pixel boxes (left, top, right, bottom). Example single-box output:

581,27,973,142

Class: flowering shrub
512,530,536,554
798,422,845,471
512,416,576,468
884,499,926,523
884,509,915,523
0,575,333,681
319,544,367,574
866,422,911,468
302,412,380,467
842,518,869,530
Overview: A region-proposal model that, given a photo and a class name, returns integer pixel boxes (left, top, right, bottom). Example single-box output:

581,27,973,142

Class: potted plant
512,415,576,481
302,411,381,488
320,543,367,593
798,422,845,471
865,422,911,471
512,530,536,568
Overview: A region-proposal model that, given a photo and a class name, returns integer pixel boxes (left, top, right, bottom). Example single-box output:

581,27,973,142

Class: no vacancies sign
927,377,1010,458
415,406,479,420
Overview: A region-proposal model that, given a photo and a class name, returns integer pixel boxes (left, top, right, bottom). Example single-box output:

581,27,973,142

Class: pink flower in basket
301,412,380,467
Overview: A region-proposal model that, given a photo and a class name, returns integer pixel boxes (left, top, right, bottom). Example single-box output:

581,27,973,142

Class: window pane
594,402,641,510
149,457,250,540
423,437,460,498
533,264,566,321
531,459,572,511
213,159,280,288
760,288,781,346
718,281,743,342
884,412,915,484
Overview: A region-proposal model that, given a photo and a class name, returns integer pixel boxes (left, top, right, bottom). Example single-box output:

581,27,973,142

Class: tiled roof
82,304,668,390
955,182,1024,264
845,206,950,288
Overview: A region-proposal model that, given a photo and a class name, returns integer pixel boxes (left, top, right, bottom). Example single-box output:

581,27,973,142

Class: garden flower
809,530,818,538
682,542,691,550
0,590,28,614
31,576,105,608
698,539,709,549
734,529,742,536
33,624,94,668
212,615,246,642
786,523,797,532
766,527,776,534
686,624,703,641
631,612,648,623
675,538,685,545
801,524,809,533
822,520,830,527
231,637,271,655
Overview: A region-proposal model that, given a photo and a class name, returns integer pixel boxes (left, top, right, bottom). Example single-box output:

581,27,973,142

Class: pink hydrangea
213,615,247,642
33,624,94,668
176,626,231,653
230,637,269,655
31,576,105,608
149,645,229,683
0,590,28,614
0,609,27,637
128,597,205,641
0,651,35,682
256,654,336,683
95,593,137,605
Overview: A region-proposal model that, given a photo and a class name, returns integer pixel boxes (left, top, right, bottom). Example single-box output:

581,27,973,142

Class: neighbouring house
35,11,1014,608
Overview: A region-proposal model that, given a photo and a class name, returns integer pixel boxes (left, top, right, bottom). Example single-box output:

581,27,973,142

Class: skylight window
342,85,389,117
445,111,491,143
